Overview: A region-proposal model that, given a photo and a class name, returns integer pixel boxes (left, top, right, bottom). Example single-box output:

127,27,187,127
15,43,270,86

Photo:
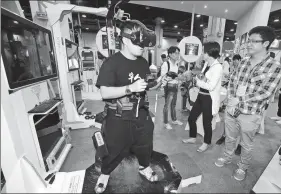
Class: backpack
157,61,170,77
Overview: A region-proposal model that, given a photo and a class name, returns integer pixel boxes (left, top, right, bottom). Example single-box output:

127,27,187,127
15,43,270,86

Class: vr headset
120,20,156,48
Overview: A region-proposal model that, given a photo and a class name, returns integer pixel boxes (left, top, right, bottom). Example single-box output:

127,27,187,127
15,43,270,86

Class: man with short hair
161,46,183,130
215,26,281,181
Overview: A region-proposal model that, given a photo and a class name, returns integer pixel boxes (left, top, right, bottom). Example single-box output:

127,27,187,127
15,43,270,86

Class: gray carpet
61,90,281,193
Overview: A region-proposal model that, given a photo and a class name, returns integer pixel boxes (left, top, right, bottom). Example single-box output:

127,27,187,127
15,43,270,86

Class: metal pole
190,4,195,36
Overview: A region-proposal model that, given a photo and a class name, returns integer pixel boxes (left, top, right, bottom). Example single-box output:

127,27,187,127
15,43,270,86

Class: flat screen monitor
1,8,58,90
65,39,80,71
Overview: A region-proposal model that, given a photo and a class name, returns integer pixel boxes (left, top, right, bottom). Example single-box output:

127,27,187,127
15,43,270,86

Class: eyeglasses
246,39,264,44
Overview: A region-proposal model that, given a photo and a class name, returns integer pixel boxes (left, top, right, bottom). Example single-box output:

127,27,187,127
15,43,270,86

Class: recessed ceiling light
174,25,178,28
200,24,203,27
226,37,229,40
13,21,19,24
181,1,184,4
234,22,238,25
82,14,86,18
196,14,201,18
230,29,234,32
178,32,180,34
204,5,207,8
225,9,228,13
274,18,279,22
86,27,89,30
161,20,165,23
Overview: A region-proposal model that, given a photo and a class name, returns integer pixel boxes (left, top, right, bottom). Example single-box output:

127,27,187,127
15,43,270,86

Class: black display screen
1,8,57,90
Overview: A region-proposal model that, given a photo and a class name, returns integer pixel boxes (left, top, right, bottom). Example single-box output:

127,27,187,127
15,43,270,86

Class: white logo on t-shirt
128,72,141,83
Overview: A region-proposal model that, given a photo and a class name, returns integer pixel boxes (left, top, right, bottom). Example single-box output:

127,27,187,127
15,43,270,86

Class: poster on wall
185,43,199,56
102,35,121,50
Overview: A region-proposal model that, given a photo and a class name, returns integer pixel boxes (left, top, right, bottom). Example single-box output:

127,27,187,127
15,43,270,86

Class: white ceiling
130,1,258,21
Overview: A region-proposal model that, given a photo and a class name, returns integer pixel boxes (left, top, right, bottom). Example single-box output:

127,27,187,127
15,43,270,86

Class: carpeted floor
61,90,281,193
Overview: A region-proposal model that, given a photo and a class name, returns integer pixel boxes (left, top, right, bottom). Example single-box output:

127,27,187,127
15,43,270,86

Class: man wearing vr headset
94,20,159,193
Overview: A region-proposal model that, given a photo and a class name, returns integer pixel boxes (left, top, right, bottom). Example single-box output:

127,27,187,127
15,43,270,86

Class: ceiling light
200,24,203,27
13,21,19,24
181,1,184,4
234,22,238,25
86,27,89,30
196,14,201,18
22,9,24,12
204,5,207,8
230,29,234,32
174,25,178,28
226,37,229,40
177,32,180,34
274,18,279,22
82,14,86,18
225,9,228,13
161,19,165,23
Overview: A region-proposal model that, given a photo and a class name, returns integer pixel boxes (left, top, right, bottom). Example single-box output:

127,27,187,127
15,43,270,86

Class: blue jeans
223,112,261,171
163,85,178,124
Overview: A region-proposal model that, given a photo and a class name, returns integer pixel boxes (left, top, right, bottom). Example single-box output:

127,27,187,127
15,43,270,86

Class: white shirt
160,60,179,76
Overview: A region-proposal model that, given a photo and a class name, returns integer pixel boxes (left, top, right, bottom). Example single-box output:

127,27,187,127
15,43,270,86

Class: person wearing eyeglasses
215,26,281,181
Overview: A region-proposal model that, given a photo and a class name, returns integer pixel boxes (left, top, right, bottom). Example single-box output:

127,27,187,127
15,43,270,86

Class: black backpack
157,61,170,77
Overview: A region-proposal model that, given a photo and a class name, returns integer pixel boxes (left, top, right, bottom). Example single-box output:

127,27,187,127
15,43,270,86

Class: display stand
42,1,108,129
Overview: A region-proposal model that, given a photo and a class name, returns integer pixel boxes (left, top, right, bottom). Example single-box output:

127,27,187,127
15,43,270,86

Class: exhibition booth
1,0,281,193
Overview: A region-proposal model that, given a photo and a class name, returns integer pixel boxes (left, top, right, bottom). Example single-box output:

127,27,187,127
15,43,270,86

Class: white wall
236,1,272,37
161,37,178,53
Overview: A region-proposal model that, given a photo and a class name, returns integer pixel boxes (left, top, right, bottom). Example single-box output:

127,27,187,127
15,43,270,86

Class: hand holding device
130,79,147,92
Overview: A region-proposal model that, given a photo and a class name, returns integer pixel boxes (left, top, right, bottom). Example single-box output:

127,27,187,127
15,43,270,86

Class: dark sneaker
216,136,226,145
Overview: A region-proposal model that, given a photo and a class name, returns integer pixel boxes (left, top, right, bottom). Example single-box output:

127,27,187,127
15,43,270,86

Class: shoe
235,144,242,156
171,120,183,125
233,168,246,181
197,143,211,153
94,174,110,194
182,138,196,144
216,136,226,145
164,124,173,130
215,157,231,167
139,166,158,182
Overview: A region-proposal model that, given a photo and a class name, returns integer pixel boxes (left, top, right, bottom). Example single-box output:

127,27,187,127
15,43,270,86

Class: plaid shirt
228,54,281,115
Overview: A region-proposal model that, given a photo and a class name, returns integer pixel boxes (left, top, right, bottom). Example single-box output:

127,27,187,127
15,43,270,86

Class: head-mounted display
120,20,156,48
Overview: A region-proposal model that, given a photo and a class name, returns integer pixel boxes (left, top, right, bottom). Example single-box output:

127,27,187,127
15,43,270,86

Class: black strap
167,60,170,72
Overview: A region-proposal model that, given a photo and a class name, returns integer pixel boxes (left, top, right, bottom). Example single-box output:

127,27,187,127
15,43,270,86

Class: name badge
236,85,247,96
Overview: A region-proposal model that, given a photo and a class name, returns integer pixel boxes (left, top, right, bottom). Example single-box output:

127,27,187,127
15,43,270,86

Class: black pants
100,109,154,175
278,92,281,117
188,93,213,144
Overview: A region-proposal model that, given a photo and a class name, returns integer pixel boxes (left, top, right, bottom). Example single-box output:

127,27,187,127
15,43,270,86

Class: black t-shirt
96,51,150,103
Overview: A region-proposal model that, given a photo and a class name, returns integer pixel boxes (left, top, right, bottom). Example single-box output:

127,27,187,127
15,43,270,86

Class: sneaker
215,157,231,167
216,136,226,145
171,120,183,125
164,124,173,130
233,168,246,181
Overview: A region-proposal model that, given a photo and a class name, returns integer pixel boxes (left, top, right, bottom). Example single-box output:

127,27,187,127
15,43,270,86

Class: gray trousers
223,112,261,171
